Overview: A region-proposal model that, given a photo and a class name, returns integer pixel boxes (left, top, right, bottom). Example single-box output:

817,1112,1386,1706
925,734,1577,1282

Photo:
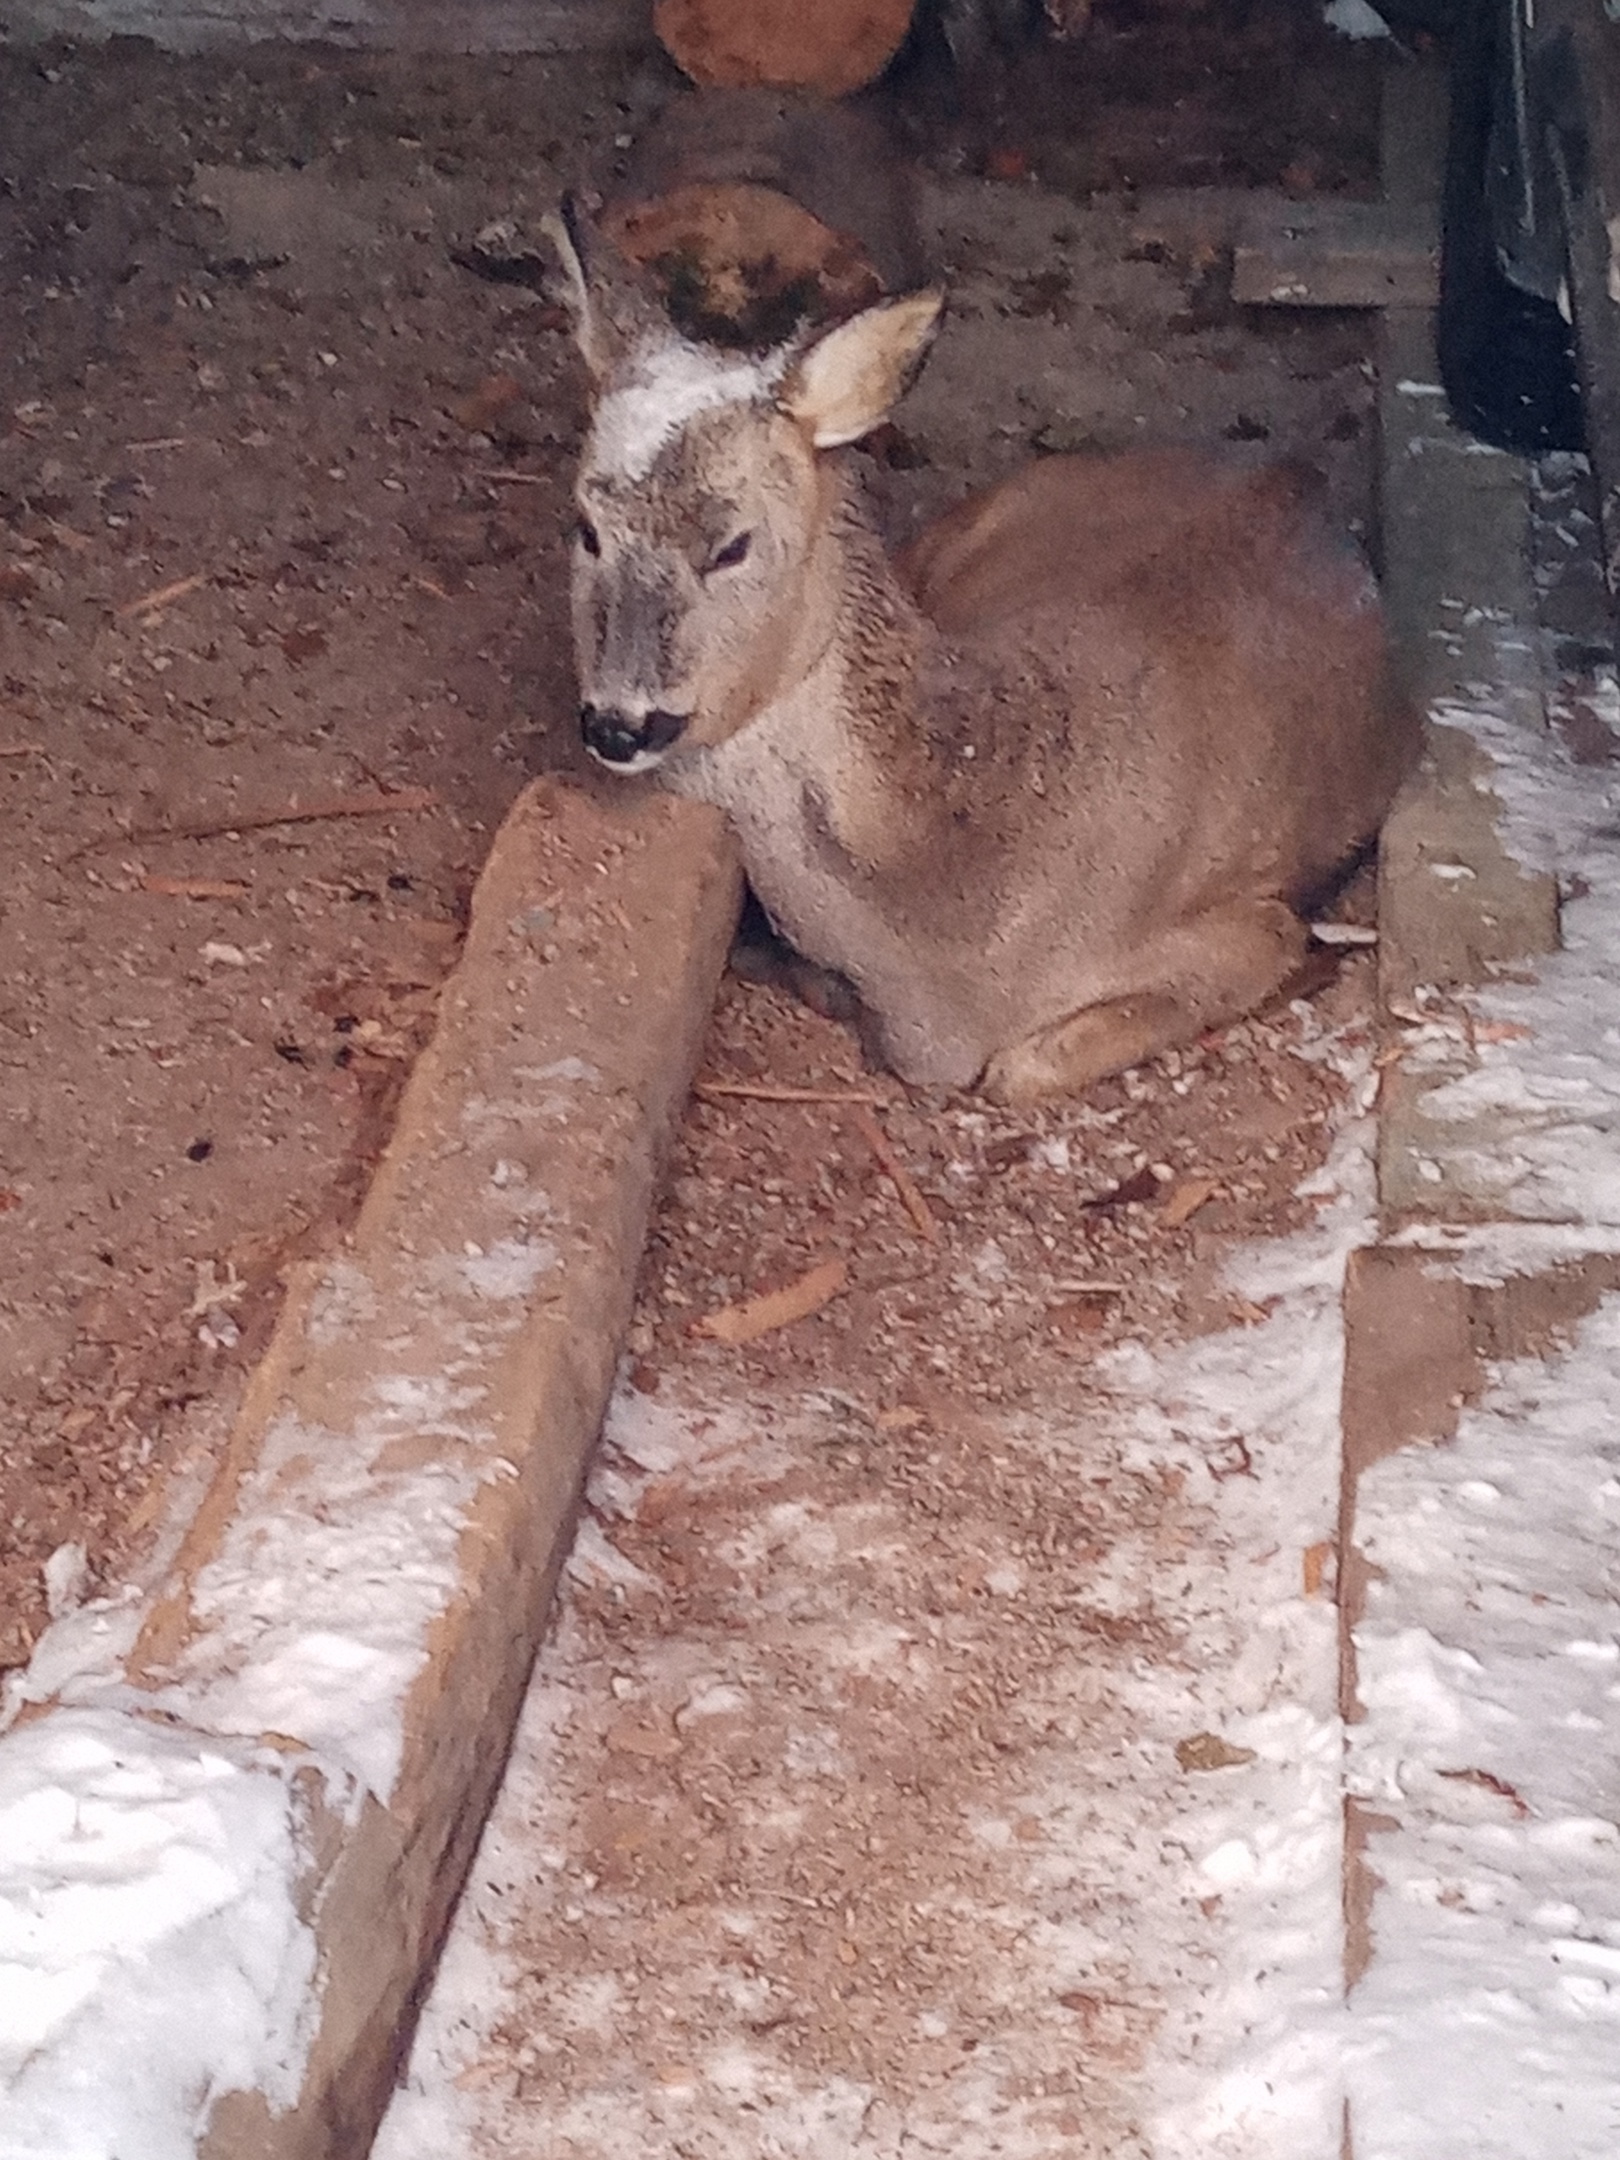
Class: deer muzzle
580,703,690,770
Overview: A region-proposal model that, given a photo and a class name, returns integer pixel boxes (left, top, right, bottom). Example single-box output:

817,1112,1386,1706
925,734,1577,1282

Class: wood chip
850,1102,940,1243
696,1079,887,1105
1081,1163,1160,1211
1436,1767,1530,1817
694,1257,847,1345
604,1715,682,1762
1047,1295,1112,1338
1160,1174,1220,1229
1302,1540,1333,1597
140,875,250,899
116,570,208,619
1308,920,1378,947
1175,1731,1258,1773
43,519,93,555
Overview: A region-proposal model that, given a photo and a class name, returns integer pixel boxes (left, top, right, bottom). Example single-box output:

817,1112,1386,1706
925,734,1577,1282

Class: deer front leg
981,896,1310,1105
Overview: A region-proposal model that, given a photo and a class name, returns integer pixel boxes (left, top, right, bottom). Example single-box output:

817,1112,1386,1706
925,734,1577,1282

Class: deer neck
759,461,930,753
663,457,935,883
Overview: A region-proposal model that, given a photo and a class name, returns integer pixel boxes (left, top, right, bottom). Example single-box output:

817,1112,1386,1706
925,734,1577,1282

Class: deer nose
580,704,689,767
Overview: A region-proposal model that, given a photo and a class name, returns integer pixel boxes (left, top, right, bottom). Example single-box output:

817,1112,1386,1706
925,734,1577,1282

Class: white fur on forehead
588,334,788,483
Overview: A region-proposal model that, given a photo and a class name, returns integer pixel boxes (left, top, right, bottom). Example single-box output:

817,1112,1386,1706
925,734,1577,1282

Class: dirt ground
0,9,1384,1696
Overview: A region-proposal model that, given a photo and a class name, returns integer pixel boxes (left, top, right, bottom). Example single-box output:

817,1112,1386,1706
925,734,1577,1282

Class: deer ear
779,288,944,449
543,193,663,384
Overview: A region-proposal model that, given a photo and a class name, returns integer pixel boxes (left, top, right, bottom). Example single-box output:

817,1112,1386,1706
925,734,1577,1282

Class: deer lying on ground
550,203,1415,1103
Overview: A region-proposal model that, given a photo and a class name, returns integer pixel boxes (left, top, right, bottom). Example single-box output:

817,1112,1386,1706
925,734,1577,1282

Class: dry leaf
1302,1540,1333,1597
695,1257,847,1345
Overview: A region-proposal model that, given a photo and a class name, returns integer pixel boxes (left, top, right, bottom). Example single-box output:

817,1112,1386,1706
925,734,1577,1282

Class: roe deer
551,205,1416,1103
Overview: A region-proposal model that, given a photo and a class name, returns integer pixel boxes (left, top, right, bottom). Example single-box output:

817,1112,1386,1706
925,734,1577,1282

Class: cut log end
653,0,916,96
601,182,888,349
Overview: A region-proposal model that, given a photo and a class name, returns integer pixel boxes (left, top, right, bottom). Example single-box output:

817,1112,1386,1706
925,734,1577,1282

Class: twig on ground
850,1102,940,1244
140,875,251,899
116,570,208,619
696,1079,888,1106
116,785,440,849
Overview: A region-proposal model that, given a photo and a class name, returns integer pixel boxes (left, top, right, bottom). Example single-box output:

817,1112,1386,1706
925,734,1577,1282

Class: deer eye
576,517,601,558
706,530,752,574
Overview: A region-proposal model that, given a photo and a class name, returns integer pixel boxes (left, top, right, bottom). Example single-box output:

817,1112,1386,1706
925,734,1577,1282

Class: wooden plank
0,0,648,54
1232,196,1438,309
1370,71,1561,1226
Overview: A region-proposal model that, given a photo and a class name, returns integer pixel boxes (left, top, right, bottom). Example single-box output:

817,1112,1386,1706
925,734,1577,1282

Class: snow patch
1414,682,1620,1221
0,1709,318,2160
1348,1296,1620,2156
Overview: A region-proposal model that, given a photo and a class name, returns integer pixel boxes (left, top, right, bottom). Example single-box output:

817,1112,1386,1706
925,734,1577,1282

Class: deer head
548,196,942,772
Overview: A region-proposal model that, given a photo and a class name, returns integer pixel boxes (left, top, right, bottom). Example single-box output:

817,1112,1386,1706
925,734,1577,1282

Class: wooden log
1231,196,1439,310
653,0,915,96
602,181,887,346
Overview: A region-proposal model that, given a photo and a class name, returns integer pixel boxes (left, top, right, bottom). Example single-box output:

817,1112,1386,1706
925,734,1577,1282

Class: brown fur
555,246,1416,1102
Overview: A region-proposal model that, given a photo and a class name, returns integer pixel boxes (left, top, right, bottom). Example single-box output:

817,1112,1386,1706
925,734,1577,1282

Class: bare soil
0,7,1387,1701
637,956,1374,1406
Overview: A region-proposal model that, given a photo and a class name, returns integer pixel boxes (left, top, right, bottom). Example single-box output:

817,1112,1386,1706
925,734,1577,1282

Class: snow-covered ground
1340,655,1620,2158
1348,1297,1620,2160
